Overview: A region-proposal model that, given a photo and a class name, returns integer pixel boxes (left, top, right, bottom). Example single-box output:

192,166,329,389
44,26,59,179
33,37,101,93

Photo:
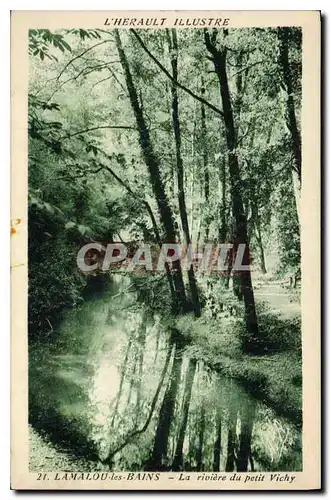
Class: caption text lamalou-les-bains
77,242,253,274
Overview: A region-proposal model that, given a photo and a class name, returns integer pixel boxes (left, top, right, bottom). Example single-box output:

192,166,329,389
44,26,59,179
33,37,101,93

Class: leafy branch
66,125,137,138
56,39,114,81
131,29,224,118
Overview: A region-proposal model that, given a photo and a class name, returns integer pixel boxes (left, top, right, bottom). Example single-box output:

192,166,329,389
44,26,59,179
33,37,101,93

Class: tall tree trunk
278,27,301,184
149,331,184,470
111,331,135,426
292,168,301,227
278,27,301,226
189,94,198,242
225,393,237,472
200,77,210,242
188,417,195,470
154,328,160,364
255,219,267,274
234,50,245,119
219,156,227,243
172,358,197,470
249,452,255,472
237,400,256,472
135,313,148,425
115,30,187,314
167,29,201,317
126,356,137,407
213,406,222,471
205,30,261,352
196,405,205,471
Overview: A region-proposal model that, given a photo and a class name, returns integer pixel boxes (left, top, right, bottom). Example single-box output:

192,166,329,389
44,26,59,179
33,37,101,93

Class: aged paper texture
11,10,320,490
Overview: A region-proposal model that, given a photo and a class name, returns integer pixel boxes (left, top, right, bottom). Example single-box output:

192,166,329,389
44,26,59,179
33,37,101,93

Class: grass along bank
176,285,302,426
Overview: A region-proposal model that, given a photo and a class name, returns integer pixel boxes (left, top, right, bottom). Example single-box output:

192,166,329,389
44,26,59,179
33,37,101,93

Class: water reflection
29,277,301,472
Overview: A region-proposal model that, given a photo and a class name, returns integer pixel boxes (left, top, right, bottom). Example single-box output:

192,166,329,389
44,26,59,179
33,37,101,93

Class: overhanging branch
66,125,137,138
56,40,114,81
131,29,224,118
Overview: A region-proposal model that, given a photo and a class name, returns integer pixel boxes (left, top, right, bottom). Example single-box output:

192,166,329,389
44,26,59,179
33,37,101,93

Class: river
29,275,302,472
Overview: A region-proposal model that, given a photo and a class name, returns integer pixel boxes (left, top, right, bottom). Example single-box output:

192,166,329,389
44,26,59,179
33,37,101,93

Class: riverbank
178,279,301,425
192,342,301,425
29,426,101,472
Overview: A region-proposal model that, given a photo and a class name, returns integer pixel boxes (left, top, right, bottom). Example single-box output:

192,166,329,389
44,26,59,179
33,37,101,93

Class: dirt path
253,279,300,320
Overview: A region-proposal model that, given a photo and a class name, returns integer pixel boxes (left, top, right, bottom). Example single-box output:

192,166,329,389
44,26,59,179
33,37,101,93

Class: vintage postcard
11,10,321,490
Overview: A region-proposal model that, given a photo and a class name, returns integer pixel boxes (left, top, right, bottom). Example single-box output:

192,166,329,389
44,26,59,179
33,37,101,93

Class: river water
29,275,302,472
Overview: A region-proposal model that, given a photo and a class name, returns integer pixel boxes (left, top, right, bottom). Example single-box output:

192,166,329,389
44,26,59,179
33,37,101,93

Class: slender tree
115,29,187,314
237,400,256,472
196,404,206,471
213,405,222,471
166,28,201,317
148,330,185,470
277,28,302,184
172,358,197,470
205,29,261,352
